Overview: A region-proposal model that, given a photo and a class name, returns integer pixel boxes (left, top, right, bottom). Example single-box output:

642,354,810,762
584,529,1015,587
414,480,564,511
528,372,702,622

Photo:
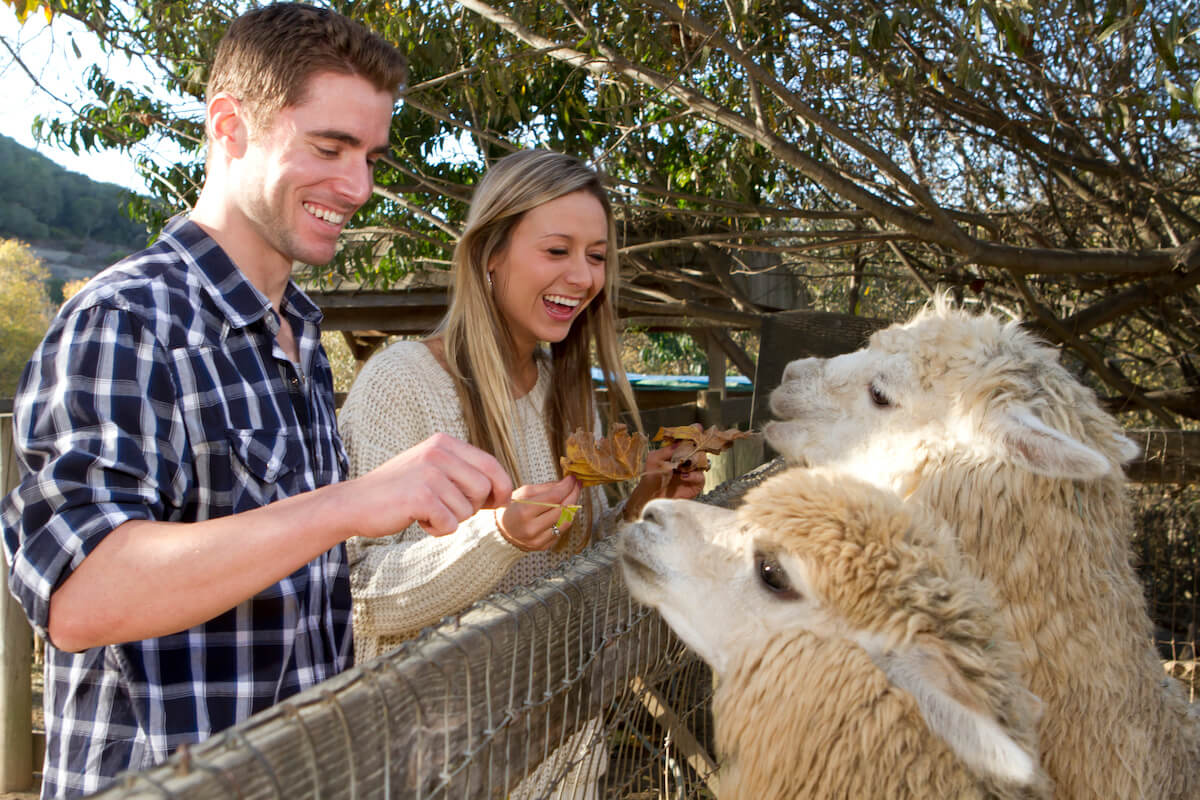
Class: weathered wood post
1,410,34,791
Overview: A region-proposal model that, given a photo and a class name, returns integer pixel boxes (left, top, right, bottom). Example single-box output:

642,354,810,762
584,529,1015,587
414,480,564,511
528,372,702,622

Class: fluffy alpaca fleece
620,468,1050,799
765,297,1200,799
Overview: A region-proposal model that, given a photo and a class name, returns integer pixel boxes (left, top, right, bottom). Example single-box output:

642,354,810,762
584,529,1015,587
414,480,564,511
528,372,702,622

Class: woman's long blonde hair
436,149,641,493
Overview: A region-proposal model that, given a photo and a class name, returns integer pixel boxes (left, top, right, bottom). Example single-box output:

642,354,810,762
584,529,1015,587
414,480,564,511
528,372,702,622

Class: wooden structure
300,266,762,386
1,399,34,793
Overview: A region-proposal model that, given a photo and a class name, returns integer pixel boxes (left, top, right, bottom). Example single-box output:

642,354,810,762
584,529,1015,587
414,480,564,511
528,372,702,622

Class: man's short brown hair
207,3,407,130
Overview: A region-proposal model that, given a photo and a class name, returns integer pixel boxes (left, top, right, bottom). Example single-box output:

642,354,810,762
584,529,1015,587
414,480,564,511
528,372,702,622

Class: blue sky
1,9,176,195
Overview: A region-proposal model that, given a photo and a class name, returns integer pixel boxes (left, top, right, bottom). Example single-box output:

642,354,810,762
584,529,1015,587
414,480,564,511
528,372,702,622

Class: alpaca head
619,467,1043,787
763,298,1137,489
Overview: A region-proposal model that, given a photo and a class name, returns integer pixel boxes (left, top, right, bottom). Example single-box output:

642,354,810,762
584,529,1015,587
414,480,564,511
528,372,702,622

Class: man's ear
206,92,249,159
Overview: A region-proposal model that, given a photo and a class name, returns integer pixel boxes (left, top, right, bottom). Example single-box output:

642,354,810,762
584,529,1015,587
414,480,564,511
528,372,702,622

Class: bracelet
494,508,531,552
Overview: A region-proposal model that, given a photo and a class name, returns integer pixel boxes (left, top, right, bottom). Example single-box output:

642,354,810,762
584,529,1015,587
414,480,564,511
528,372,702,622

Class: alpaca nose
639,500,670,527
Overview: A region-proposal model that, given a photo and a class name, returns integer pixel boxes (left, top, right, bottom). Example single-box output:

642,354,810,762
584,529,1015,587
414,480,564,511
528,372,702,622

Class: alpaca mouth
618,549,661,587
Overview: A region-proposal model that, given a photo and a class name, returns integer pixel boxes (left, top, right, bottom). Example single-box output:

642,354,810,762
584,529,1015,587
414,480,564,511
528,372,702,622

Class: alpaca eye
756,554,800,599
869,383,891,407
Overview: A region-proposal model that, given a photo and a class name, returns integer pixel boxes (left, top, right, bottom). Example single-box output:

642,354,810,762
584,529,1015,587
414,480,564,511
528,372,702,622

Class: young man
0,4,512,798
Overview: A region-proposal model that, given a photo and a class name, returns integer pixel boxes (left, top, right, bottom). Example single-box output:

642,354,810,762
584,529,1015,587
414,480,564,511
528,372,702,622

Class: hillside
0,133,153,280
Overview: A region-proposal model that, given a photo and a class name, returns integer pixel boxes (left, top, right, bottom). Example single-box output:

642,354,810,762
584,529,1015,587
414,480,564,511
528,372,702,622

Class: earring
487,271,494,289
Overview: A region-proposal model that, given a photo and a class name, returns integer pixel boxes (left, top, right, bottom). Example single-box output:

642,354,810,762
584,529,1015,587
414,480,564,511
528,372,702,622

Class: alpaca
620,467,1050,799
764,297,1200,799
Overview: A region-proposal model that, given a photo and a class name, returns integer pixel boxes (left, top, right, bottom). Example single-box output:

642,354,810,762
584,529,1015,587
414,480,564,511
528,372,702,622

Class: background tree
4,0,1198,423
0,238,53,396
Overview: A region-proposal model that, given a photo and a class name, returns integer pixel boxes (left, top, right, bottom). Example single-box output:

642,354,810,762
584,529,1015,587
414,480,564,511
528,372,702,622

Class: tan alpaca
765,297,1200,799
620,467,1050,799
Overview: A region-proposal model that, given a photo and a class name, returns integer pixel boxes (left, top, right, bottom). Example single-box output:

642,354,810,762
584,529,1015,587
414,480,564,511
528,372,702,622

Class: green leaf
555,505,580,529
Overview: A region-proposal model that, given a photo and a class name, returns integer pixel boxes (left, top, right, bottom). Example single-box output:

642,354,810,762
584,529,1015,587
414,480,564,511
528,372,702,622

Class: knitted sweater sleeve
338,343,525,657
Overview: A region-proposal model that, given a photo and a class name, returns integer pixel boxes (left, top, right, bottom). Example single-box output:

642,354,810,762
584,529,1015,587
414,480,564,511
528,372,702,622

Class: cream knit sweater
338,340,609,663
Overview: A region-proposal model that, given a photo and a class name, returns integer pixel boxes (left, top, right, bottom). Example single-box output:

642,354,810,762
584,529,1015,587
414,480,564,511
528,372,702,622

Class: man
1,5,512,798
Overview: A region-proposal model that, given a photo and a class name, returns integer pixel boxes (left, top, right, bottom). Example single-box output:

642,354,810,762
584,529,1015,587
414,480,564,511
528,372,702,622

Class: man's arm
47,432,512,652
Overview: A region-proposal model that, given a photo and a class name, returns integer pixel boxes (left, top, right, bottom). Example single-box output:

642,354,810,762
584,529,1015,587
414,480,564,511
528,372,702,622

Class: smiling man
1,5,513,798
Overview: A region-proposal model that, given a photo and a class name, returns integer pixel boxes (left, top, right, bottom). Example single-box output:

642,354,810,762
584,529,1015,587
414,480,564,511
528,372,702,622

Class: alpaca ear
871,646,1037,786
996,408,1112,479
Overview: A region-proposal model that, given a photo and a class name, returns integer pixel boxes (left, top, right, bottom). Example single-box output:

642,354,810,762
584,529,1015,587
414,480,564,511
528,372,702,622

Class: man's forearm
47,480,353,652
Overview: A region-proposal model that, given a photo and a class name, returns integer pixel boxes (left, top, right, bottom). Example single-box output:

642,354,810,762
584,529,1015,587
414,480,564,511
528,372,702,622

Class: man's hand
351,433,514,537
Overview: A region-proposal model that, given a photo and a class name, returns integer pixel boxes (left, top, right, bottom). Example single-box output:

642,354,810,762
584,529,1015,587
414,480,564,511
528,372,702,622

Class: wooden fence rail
2,409,34,792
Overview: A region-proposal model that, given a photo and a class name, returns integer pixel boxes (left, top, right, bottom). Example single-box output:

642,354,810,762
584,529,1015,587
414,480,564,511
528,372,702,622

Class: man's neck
190,193,292,311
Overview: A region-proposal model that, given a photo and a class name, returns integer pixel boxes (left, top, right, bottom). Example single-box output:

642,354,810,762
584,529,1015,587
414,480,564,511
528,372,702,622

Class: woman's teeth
304,203,345,225
544,294,581,308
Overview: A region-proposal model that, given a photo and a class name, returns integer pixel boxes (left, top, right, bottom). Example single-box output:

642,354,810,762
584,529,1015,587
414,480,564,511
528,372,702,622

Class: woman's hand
621,441,708,521
495,475,582,551
644,443,707,500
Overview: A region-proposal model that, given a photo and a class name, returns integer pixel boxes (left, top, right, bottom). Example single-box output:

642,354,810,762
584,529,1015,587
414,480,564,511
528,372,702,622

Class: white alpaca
620,467,1050,799
765,298,1200,799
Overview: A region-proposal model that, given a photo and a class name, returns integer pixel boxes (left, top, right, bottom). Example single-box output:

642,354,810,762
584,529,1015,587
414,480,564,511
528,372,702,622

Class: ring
551,524,561,537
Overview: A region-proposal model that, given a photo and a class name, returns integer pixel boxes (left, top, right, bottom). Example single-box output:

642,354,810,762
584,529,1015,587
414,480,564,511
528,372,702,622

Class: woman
339,148,703,663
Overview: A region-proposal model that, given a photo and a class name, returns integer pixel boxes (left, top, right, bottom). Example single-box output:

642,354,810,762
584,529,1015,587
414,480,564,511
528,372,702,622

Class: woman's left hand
642,443,706,500
623,442,707,520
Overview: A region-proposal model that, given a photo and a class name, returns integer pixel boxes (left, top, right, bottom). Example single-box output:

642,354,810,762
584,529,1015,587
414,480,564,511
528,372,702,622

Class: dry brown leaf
653,424,753,471
655,424,754,453
561,424,648,486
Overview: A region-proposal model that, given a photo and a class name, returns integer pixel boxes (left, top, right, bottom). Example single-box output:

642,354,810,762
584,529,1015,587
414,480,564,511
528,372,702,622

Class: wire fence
85,463,783,800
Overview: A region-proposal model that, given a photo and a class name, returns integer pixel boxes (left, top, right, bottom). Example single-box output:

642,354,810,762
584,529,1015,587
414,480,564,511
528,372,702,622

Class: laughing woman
338,149,702,662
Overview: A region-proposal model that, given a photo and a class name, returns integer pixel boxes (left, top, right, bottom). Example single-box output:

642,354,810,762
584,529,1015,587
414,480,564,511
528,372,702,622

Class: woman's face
489,189,609,355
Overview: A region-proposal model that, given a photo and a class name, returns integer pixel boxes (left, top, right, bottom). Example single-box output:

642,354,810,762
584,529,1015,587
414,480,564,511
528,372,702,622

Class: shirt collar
158,217,325,329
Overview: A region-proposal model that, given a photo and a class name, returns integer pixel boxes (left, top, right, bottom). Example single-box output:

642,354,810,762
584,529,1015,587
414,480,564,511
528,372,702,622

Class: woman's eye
756,554,799,599
869,384,891,407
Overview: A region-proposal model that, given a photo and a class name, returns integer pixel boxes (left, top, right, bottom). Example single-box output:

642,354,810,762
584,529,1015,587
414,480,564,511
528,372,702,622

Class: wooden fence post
1,412,34,791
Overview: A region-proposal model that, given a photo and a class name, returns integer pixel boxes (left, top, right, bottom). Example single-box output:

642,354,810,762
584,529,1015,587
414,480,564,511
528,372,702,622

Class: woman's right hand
495,475,582,551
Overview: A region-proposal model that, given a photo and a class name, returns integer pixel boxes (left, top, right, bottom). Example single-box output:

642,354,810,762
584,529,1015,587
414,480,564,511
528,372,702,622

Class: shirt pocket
225,428,298,511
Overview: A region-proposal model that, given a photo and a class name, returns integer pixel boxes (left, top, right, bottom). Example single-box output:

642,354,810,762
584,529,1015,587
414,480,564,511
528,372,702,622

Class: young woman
338,148,703,663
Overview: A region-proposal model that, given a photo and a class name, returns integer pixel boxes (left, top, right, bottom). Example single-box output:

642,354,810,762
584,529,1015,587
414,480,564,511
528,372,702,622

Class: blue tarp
591,367,752,392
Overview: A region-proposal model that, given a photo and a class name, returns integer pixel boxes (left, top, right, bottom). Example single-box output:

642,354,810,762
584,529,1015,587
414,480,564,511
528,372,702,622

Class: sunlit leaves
3,0,54,24
560,424,649,486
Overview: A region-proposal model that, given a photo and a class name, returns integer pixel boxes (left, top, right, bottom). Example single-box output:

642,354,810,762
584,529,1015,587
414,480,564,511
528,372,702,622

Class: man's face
235,71,394,269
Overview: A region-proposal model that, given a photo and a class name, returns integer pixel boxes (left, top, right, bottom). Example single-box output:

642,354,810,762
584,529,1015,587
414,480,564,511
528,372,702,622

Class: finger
418,497,462,537
435,434,515,505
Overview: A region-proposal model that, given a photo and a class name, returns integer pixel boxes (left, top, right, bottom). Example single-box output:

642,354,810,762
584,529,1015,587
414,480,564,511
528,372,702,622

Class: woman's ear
206,92,249,159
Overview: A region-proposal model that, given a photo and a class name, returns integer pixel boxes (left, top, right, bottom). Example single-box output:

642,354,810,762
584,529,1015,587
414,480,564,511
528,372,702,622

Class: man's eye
756,554,800,599
869,384,891,407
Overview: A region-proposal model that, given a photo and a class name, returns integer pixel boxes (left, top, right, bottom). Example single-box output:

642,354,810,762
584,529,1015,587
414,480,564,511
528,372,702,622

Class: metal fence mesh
88,540,709,800
87,465,781,800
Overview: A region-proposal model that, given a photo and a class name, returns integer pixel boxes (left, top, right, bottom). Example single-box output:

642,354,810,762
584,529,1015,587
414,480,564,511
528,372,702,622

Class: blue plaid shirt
1,218,353,799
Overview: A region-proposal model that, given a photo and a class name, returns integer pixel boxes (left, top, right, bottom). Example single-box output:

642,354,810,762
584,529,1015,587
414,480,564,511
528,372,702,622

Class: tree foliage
0,238,53,396
6,0,1200,422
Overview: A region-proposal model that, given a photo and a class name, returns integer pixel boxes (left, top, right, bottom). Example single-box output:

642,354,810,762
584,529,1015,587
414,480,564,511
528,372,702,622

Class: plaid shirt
1,218,353,799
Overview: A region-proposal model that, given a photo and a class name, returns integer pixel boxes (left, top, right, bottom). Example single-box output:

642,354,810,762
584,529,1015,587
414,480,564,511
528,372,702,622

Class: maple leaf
561,424,648,486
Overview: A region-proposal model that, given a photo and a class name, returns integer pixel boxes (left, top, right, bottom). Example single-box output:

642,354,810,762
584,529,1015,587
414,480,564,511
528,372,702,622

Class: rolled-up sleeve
2,302,187,636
